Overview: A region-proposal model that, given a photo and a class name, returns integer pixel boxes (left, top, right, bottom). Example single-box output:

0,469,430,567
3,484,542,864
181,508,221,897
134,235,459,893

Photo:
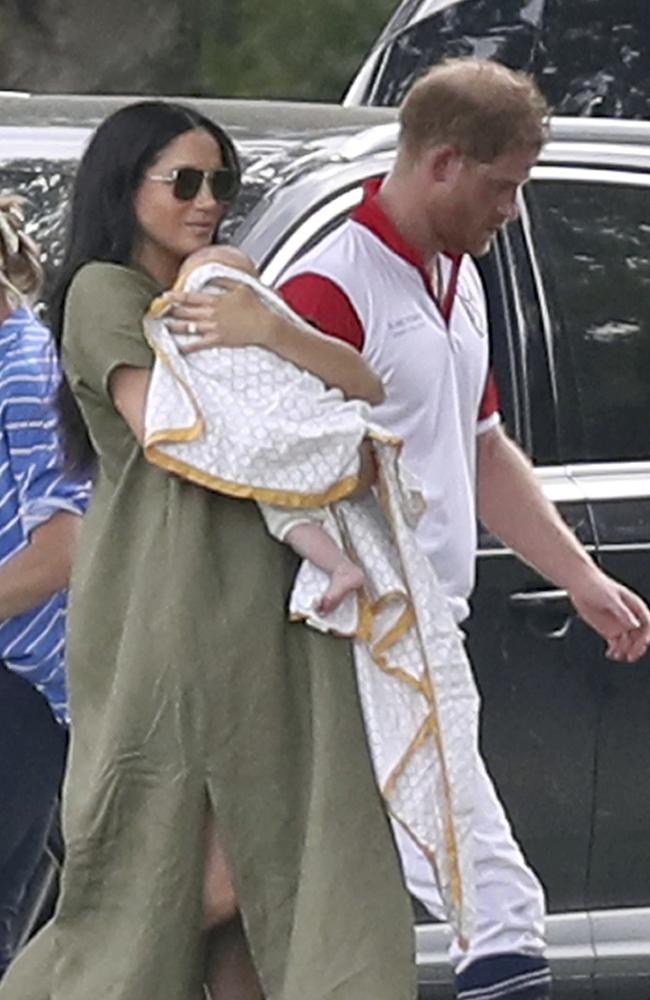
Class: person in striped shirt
0,195,88,977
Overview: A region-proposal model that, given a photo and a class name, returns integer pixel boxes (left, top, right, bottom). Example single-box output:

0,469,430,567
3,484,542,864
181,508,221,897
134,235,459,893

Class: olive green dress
0,263,415,1000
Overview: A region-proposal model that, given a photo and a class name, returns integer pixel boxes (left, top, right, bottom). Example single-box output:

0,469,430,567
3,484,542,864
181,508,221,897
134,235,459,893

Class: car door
466,222,600,950
242,160,600,990
522,165,650,989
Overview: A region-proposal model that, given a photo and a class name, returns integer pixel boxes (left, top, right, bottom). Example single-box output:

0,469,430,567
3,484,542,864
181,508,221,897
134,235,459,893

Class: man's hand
568,567,650,662
477,427,650,663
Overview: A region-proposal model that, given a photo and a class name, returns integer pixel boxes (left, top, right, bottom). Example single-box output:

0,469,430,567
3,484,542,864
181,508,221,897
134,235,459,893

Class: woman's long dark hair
51,100,241,475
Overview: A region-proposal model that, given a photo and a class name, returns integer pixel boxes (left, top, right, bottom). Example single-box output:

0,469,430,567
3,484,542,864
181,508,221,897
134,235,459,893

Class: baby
178,244,367,615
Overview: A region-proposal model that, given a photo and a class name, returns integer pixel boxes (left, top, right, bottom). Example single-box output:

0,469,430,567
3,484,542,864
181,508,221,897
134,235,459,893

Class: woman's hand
167,279,271,354
167,277,384,405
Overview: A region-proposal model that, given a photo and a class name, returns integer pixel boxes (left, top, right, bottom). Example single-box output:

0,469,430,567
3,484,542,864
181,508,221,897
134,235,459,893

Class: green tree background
0,0,396,101
195,0,395,100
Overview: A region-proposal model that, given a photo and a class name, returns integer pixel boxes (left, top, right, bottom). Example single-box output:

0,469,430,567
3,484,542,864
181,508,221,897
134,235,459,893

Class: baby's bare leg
286,521,365,614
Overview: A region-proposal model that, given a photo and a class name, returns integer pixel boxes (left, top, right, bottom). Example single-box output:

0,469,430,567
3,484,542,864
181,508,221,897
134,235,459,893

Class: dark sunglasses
147,166,239,203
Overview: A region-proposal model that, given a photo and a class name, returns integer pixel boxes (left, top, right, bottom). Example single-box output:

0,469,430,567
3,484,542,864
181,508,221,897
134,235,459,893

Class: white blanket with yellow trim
143,260,480,945
143,263,370,507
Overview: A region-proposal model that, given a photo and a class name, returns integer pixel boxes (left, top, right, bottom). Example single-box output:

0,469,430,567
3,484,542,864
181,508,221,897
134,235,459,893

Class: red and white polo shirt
278,179,500,621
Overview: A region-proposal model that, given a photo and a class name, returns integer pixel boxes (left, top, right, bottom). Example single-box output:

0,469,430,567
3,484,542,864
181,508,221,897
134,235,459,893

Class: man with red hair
279,57,650,1000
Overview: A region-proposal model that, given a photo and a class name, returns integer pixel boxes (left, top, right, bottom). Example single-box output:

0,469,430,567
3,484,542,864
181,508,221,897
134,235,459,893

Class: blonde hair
399,58,549,163
0,195,43,308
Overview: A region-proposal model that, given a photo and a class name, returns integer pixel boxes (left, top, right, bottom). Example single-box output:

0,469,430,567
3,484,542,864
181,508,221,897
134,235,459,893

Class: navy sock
456,952,552,999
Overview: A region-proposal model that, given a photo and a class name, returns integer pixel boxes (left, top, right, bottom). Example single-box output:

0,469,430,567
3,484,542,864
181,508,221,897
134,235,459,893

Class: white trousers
262,499,547,974
391,751,547,974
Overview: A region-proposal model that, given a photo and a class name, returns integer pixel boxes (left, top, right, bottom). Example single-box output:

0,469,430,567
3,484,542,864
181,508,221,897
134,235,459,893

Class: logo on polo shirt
387,312,423,336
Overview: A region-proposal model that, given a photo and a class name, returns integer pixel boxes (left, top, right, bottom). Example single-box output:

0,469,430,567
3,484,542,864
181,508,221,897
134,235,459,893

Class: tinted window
490,223,559,464
0,160,76,274
0,151,284,281
526,177,650,463
364,0,650,118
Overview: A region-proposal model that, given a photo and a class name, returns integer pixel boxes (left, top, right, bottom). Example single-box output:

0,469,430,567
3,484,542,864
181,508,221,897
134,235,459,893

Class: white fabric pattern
144,263,369,506
143,260,481,944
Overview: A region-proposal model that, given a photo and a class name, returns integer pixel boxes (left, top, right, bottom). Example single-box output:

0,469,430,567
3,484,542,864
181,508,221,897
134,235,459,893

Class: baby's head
180,244,258,281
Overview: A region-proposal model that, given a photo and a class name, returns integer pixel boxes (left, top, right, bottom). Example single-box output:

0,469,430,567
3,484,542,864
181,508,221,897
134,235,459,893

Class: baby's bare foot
318,560,366,615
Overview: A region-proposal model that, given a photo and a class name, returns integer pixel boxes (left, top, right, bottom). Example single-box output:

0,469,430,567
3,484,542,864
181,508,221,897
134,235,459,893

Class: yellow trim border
144,443,362,508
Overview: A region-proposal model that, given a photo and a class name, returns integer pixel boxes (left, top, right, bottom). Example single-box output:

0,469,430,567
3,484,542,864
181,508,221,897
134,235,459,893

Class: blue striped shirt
0,306,88,724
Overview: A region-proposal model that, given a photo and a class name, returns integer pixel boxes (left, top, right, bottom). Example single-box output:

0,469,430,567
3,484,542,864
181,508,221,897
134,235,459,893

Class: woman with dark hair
0,101,415,1000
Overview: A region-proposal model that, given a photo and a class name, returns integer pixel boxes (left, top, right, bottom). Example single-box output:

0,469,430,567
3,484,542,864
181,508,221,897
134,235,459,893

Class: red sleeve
277,272,365,352
479,370,500,421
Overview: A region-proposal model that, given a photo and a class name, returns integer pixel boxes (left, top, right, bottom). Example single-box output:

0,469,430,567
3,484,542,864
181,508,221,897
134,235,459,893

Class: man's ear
426,145,463,183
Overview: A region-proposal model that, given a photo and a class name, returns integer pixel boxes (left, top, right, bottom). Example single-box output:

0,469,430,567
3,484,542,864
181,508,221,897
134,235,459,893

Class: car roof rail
262,120,398,188
550,116,650,146
334,117,650,162
321,115,650,164
335,122,399,161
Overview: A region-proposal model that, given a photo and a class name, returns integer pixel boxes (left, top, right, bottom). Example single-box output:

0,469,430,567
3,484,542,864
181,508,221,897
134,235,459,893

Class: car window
0,160,76,274
364,0,543,106
357,0,650,117
0,149,291,290
525,176,650,464
476,224,560,465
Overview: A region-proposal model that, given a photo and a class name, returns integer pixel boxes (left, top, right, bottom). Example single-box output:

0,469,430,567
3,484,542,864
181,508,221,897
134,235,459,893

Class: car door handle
509,588,572,610
508,589,574,639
